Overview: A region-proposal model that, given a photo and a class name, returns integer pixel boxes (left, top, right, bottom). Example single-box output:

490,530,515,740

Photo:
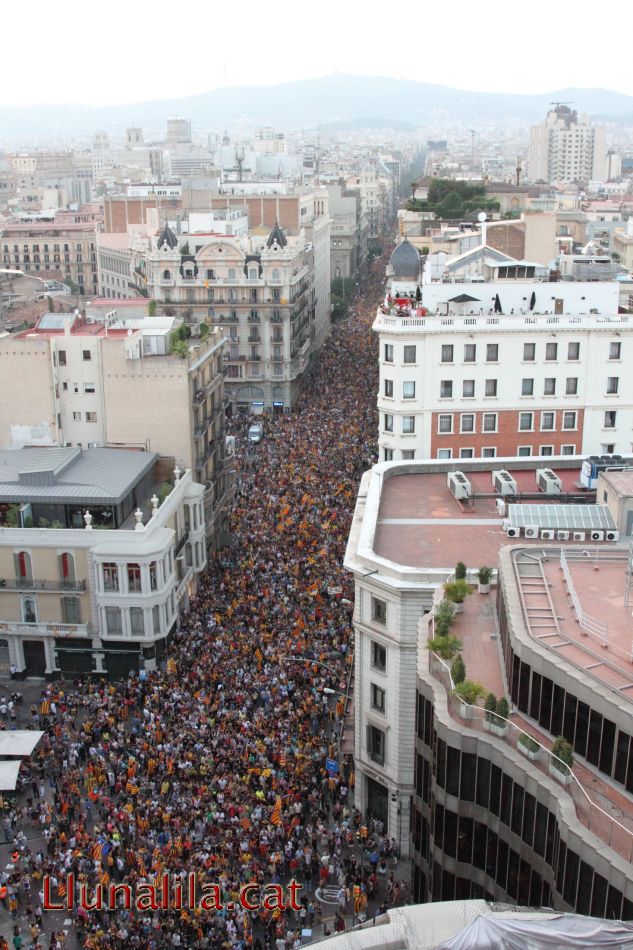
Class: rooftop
373,466,586,571
0,446,157,506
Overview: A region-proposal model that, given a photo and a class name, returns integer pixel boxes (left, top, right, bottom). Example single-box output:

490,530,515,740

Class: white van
247,422,264,444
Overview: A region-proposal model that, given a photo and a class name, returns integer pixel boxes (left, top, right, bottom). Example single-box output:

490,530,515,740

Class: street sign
326,758,338,774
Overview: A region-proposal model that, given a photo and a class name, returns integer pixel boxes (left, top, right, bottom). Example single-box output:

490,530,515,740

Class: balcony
0,578,87,592
249,355,262,362
248,315,260,323
193,389,206,404
0,620,90,637
248,334,261,343
271,314,283,323
271,336,284,345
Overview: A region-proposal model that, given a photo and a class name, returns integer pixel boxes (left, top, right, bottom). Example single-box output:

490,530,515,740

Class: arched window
59,552,75,585
163,269,171,280
272,268,280,282
14,551,32,582
21,596,37,623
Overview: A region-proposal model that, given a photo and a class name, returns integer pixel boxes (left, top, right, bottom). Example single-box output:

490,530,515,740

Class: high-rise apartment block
529,105,607,184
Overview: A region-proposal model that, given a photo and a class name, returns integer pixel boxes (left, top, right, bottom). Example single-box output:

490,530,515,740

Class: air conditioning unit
447,471,472,500
225,435,236,457
557,530,570,541
496,498,507,517
572,531,586,541
590,530,604,541
606,530,620,542
492,470,518,496
536,468,562,495
525,526,540,539
541,529,555,540
506,526,520,538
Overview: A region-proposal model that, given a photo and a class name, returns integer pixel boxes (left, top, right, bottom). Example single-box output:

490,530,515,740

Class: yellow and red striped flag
270,797,282,827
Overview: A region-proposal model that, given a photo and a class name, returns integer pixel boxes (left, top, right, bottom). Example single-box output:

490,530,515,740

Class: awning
0,761,23,791
0,731,44,757
448,293,480,303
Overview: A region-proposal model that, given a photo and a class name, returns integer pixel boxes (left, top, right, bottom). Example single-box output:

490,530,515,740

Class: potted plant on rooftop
434,599,456,637
518,732,541,761
455,562,467,580
489,696,510,737
454,679,485,719
477,566,493,595
443,579,472,614
550,736,573,785
427,634,462,660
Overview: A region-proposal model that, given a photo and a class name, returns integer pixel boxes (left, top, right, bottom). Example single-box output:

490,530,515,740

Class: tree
455,562,467,580
434,599,455,637
180,241,190,256
147,299,157,316
331,294,348,320
551,736,574,770
443,579,472,605
427,635,462,660
455,680,485,705
199,322,210,339
451,655,466,685
484,693,497,722
496,697,510,720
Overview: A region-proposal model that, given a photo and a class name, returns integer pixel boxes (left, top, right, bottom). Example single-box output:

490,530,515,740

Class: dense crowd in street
0,256,406,950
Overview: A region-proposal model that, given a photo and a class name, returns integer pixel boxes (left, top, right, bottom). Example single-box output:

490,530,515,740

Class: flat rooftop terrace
374,468,586,569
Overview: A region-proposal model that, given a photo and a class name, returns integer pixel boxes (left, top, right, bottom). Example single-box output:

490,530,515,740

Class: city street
0,253,414,950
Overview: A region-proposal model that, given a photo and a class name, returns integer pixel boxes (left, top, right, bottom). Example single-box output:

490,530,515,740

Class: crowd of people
0,255,407,950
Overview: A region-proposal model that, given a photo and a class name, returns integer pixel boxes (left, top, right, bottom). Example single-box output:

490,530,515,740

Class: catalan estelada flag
40,700,51,715
240,817,251,831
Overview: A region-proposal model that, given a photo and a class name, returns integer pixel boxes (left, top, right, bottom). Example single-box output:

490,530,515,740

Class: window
463,343,476,363
152,605,162,635
438,414,453,434
367,724,385,765
460,448,474,459
561,445,576,455
602,443,615,454
518,446,532,457
403,416,415,434
460,414,475,433
482,447,496,458
383,448,393,461
568,342,580,360
15,551,32,582
103,563,119,592
483,413,497,432
403,381,416,399
540,446,554,456
545,342,558,361
437,449,452,459
371,684,385,713
84,383,96,394
563,411,577,430
384,379,393,398
149,562,158,591
609,341,621,360
604,410,616,428
21,596,37,624
384,343,393,363
566,377,578,395
543,378,556,396
485,379,497,397
61,596,81,625
371,640,386,671
163,269,171,280
607,377,619,394
82,349,91,361
85,412,97,423
130,607,145,636
463,380,475,398
441,344,454,363
523,342,535,362
384,414,393,432
401,450,415,460
403,345,416,364
486,343,498,362
58,350,66,366
541,412,555,431
519,412,533,431
440,380,452,398
105,607,123,634
372,597,387,624
521,378,534,396
127,563,142,592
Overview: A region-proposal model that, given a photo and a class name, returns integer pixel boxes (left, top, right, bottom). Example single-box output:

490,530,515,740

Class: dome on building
389,238,421,279
266,222,287,249
157,224,178,251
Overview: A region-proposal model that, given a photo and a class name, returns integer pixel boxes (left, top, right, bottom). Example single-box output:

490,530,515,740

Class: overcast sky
4,0,632,107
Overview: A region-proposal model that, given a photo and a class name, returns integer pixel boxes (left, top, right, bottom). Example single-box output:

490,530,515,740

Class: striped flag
270,797,282,827
92,843,104,863
240,817,251,831
40,700,51,715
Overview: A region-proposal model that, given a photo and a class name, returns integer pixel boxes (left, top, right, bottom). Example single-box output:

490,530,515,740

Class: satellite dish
477,212,487,223
127,328,133,336
74,308,80,316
